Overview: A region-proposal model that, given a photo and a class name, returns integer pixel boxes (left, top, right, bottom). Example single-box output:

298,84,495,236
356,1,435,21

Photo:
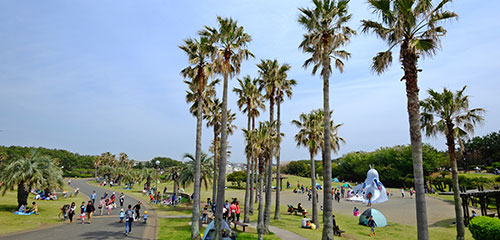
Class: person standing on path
125,205,134,236
119,192,125,208
235,201,241,222
133,201,141,220
90,191,97,205
80,202,86,224
86,200,95,224
400,187,405,198
98,197,105,215
68,202,76,224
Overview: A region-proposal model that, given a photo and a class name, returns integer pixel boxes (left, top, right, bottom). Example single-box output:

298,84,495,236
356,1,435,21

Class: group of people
201,198,241,224
18,202,38,214
96,191,125,215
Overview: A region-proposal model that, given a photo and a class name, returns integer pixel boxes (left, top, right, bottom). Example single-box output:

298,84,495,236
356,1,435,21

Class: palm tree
420,86,485,239
142,168,158,192
233,75,265,221
205,97,237,204
292,109,344,228
180,153,214,190
257,59,290,229
0,151,64,209
179,35,214,240
200,16,253,239
164,165,183,197
361,1,457,239
274,71,296,220
298,0,355,237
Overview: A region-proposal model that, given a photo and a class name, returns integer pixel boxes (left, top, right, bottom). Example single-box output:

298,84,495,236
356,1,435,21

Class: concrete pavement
0,179,156,240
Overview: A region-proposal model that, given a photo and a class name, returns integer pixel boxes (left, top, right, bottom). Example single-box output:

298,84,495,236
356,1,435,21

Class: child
107,200,113,215
119,209,125,223
80,202,86,224
143,211,148,223
353,207,359,217
367,216,377,237
201,206,208,223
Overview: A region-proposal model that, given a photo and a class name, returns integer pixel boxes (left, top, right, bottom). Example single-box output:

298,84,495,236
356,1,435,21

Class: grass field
0,185,87,235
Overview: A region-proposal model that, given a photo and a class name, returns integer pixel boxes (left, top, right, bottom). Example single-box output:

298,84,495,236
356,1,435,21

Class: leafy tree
463,131,500,168
146,157,182,169
200,16,253,239
421,86,485,239
180,152,213,190
227,171,247,188
298,0,355,237
0,151,63,209
361,1,457,238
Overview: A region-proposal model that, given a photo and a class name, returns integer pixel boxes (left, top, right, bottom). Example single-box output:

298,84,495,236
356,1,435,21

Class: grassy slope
0,185,87,235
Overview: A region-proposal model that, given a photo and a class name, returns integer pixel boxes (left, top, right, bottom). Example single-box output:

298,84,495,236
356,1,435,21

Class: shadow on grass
0,204,18,212
429,218,456,228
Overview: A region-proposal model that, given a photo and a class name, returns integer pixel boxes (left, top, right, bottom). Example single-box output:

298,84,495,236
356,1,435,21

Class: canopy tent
358,208,387,227
315,183,322,189
332,178,339,182
202,220,235,240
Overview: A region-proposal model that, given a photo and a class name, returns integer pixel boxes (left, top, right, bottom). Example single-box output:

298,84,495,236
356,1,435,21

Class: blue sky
1,1,499,163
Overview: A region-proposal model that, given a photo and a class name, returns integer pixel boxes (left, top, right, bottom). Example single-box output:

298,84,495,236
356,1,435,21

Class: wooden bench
233,222,248,232
333,225,345,237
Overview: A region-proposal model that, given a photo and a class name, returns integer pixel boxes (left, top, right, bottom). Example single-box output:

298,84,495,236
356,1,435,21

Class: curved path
0,179,157,240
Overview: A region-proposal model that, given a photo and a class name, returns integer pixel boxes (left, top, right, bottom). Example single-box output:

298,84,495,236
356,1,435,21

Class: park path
0,179,157,240
247,222,307,240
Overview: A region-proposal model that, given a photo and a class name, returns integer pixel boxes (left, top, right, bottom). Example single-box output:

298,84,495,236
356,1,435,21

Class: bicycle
58,204,70,221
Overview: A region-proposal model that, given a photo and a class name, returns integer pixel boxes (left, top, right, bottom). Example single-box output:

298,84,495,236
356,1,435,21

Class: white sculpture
348,165,388,204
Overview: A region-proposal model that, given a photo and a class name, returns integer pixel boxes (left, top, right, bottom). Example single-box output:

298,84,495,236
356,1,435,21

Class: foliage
469,216,500,240
283,160,320,178
463,131,500,168
332,144,446,187
179,152,213,190
0,145,94,173
145,157,182,169
227,171,247,188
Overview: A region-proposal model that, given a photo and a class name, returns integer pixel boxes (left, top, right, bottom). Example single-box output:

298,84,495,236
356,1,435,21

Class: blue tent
202,219,235,240
315,183,322,189
333,178,339,182
358,208,387,227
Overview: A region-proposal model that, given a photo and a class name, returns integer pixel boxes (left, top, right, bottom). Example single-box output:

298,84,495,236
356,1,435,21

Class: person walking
367,216,377,237
90,191,97,205
79,202,86,224
133,201,141,220
235,201,241,222
98,197,105,215
119,193,125,208
400,187,405,198
86,200,95,224
125,205,134,236
68,202,76,224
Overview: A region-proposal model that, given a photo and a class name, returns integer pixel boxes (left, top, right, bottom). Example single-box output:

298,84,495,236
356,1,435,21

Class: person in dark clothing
133,201,141,220
125,205,134,235
86,201,95,224
68,202,76,224
367,216,377,236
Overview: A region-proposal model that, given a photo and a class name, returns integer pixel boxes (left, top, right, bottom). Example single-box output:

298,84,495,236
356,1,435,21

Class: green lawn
247,203,472,240
158,218,280,240
0,185,87,235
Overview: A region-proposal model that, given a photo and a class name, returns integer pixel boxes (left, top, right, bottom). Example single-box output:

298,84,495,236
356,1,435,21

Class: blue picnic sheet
13,211,35,215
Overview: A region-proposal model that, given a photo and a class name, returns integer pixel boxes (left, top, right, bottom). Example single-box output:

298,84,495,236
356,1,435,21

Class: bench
333,225,345,237
233,222,248,232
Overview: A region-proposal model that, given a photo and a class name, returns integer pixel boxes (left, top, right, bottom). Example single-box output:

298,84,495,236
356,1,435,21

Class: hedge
469,216,500,240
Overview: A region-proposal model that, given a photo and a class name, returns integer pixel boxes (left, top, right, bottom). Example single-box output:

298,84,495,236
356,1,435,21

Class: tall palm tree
179,35,214,240
200,16,253,239
292,109,344,228
164,165,182,197
205,97,237,204
233,75,265,222
0,151,64,209
180,153,214,190
274,71,296,220
257,59,290,229
361,1,457,239
420,86,485,239
298,0,355,237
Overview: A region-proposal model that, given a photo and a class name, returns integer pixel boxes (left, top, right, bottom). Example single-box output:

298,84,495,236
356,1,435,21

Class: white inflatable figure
347,165,388,204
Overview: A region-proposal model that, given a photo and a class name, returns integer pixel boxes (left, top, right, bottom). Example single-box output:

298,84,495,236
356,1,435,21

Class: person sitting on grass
367,216,377,237
31,202,38,215
301,215,315,229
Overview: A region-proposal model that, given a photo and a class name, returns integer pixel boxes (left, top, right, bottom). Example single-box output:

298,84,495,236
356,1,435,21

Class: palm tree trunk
264,95,275,233
215,72,229,240
17,182,29,209
249,115,255,214
321,55,333,240
252,117,258,206
274,101,281,220
212,128,218,204
191,95,203,240
244,113,252,223
174,181,179,197
311,151,319,227
257,158,265,240
402,43,429,240
446,123,465,240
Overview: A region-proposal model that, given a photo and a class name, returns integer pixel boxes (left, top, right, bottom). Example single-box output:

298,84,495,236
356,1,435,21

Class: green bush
469,216,500,240
496,176,500,182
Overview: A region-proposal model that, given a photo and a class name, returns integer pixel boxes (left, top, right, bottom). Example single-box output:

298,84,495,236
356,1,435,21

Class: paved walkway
0,179,157,240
